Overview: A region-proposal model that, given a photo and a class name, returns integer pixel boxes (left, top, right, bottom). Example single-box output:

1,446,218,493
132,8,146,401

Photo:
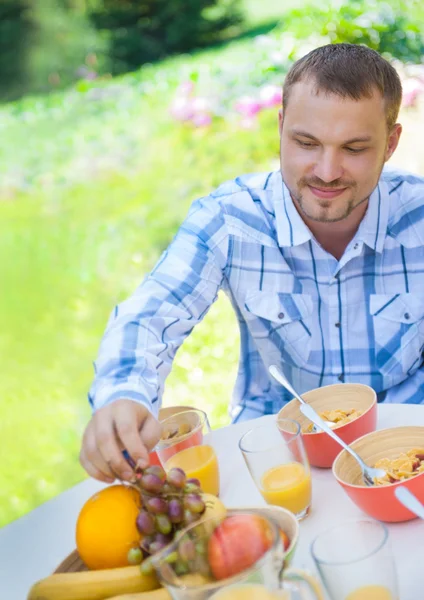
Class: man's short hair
283,43,402,130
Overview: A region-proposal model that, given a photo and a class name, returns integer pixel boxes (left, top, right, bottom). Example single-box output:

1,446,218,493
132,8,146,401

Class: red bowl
333,426,424,522
277,383,377,468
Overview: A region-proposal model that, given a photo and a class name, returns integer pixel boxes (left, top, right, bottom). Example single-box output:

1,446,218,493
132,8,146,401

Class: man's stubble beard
292,189,369,223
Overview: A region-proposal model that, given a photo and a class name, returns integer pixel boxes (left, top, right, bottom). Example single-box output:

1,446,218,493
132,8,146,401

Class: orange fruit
76,484,142,570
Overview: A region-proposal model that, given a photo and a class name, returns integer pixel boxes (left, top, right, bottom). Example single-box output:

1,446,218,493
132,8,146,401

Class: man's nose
313,150,344,183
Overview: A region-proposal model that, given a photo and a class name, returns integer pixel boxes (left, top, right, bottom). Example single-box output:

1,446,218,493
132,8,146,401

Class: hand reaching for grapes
80,399,162,482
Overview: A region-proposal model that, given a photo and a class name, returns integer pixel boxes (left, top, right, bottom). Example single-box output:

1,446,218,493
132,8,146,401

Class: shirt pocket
370,293,424,382
244,291,313,368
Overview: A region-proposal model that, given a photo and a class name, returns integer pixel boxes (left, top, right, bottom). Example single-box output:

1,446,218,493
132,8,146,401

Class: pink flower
170,96,195,121
235,96,262,118
401,78,424,108
177,81,195,96
192,113,212,127
259,84,282,108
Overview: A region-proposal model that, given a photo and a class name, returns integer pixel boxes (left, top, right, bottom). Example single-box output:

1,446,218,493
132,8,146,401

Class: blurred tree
0,0,35,101
88,0,244,74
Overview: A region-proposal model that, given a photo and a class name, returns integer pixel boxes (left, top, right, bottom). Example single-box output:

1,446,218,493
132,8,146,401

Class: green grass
0,67,281,525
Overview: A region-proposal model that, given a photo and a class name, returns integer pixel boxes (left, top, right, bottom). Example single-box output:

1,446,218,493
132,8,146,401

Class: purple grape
168,498,183,524
140,473,165,494
149,540,167,554
156,514,172,535
186,478,201,488
144,465,167,482
178,538,196,562
146,496,168,514
167,467,187,489
184,493,205,514
154,532,173,546
136,510,155,535
140,535,154,553
127,547,143,565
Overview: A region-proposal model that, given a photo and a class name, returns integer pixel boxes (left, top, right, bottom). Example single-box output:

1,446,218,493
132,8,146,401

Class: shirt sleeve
383,365,424,405
88,194,229,415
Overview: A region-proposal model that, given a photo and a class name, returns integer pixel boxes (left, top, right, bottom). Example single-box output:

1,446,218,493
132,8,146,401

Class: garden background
1,0,424,528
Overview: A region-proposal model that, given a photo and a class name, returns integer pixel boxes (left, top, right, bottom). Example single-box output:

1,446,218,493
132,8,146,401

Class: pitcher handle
283,567,325,600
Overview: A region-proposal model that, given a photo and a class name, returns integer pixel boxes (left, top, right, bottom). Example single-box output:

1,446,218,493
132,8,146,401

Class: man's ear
385,123,402,162
278,108,283,136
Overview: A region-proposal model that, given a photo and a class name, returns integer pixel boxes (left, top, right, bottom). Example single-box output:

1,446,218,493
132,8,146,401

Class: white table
1,404,423,600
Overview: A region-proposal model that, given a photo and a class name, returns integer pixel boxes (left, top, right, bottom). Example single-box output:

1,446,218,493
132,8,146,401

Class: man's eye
296,140,316,148
346,147,366,154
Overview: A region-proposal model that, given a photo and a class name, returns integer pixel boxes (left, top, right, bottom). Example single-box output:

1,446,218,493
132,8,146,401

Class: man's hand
80,399,162,483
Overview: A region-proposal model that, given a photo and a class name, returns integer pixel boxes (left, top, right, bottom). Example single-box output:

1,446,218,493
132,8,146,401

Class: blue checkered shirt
89,167,424,422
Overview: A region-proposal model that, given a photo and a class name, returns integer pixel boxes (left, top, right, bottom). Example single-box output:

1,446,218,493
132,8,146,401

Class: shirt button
335,322,341,328
404,312,410,320
353,243,359,250
278,312,285,319
338,374,344,382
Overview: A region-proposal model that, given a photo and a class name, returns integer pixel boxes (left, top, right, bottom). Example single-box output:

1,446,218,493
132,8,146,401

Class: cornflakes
373,448,424,485
302,408,363,434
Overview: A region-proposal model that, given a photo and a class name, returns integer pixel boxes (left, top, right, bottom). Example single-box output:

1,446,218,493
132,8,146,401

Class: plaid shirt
89,167,424,422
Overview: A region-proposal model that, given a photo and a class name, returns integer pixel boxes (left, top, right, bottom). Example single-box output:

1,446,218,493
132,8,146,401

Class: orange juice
345,585,395,600
260,463,311,514
210,584,285,600
165,444,220,496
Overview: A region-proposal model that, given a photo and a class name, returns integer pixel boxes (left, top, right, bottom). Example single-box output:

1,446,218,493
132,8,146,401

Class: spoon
268,365,386,486
395,486,424,520
299,403,386,486
269,364,336,433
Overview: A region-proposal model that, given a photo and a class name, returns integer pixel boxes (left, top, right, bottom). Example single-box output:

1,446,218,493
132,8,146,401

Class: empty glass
311,520,399,600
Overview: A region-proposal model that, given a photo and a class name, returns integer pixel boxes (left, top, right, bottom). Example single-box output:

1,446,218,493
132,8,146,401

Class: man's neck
295,201,369,261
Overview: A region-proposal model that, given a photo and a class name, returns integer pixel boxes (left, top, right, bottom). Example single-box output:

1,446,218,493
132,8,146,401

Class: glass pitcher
151,510,325,600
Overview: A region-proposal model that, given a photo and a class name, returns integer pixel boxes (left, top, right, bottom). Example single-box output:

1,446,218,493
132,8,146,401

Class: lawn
1,0,423,528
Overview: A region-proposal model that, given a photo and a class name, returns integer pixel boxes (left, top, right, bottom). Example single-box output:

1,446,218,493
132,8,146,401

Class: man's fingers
94,417,134,481
81,425,116,481
79,448,115,483
114,411,150,469
140,413,163,453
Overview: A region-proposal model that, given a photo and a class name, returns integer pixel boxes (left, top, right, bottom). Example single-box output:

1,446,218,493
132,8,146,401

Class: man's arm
80,194,229,481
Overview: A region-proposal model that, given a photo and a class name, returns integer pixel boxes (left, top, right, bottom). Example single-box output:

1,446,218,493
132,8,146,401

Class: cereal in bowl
302,408,363,433
373,448,424,485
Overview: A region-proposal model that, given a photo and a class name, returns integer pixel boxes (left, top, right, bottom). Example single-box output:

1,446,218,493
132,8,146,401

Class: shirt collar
272,171,390,253
271,171,313,248
353,180,390,253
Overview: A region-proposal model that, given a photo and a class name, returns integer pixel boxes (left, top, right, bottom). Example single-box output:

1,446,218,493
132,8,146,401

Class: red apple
279,529,290,551
207,515,273,580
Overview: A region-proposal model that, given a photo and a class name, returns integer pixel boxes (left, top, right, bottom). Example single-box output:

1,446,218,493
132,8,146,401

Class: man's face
279,79,401,223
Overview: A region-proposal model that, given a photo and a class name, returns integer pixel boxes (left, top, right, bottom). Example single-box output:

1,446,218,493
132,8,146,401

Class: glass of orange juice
311,520,399,600
239,419,311,520
156,409,220,496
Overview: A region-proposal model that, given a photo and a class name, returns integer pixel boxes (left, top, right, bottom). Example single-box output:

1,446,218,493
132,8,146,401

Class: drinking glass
151,510,325,600
157,408,220,496
311,520,399,600
239,419,311,520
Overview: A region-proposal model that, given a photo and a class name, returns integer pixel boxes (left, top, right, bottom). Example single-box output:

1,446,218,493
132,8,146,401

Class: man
80,43,424,484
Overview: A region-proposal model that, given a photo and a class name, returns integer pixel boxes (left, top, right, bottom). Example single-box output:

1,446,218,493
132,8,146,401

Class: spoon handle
269,365,306,405
299,403,367,466
395,486,424,520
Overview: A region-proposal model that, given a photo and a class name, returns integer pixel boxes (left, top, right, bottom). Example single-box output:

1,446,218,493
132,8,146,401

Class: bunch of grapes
127,464,206,574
